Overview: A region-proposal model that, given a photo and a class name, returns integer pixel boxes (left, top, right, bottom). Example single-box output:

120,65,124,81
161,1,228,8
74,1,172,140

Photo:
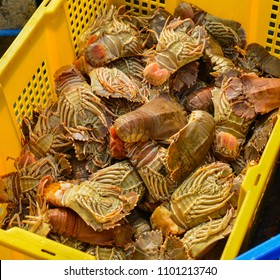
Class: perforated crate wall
259,0,280,57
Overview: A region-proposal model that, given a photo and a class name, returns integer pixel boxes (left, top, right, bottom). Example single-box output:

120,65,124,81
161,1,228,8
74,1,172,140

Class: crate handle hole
41,249,56,256
44,0,52,7
254,173,261,186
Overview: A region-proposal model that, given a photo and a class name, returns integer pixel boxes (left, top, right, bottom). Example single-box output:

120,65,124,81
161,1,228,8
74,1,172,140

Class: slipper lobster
143,17,208,86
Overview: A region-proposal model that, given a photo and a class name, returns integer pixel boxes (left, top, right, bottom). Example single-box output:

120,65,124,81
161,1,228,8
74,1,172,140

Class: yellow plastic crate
0,0,280,260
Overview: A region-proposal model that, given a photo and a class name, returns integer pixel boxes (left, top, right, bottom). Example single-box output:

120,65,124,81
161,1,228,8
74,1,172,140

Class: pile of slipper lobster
0,1,280,260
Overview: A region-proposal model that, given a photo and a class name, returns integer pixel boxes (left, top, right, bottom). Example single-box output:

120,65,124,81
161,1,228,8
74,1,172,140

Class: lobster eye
87,35,99,46
87,43,107,60
143,62,169,86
